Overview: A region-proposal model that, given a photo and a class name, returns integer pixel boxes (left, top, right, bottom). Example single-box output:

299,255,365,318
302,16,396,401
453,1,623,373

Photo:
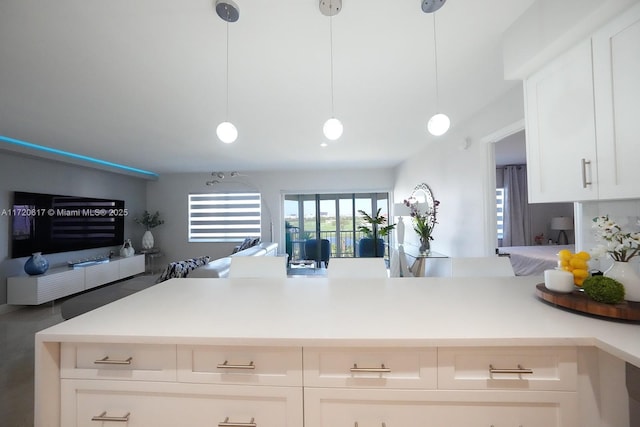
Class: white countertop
37,276,640,366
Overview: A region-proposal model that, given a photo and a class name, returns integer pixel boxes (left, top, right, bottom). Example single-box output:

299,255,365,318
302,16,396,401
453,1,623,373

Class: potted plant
135,210,164,250
357,208,395,257
404,198,440,255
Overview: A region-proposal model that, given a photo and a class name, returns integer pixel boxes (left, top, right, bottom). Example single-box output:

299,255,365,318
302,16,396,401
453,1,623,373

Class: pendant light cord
432,13,440,112
329,13,335,116
225,7,230,121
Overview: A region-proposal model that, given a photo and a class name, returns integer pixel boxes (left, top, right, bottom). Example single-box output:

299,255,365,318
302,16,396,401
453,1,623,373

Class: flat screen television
11,191,126,258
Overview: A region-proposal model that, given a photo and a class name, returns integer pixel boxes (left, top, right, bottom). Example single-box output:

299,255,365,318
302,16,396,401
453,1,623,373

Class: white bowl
544,269,575,293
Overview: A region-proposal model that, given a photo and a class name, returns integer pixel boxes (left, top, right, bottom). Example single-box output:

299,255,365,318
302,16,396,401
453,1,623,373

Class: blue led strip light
0,135,159,178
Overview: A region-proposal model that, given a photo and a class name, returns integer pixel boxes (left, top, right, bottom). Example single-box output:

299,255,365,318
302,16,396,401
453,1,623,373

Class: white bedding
498,245,574,276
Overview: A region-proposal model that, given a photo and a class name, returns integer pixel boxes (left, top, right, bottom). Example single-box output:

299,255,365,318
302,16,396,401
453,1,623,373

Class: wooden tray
535,283,640,322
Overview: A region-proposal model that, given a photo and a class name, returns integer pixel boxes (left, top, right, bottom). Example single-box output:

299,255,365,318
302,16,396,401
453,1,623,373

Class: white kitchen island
35,276,640,427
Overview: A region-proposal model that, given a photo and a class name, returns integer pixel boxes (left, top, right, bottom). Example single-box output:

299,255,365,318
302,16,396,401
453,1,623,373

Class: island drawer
438,346,577,391
303,347,437,389
61,379,303,427
304,387,577,427
177,345,303,386
61,343,177,381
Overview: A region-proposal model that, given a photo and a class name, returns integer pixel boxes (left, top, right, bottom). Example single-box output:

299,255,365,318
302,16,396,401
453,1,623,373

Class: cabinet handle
218,417,256,427
489,364,533,375
581,158,592,188
91,411,130,422
350,363,391,373
93,356,133,365
354,423,387,427
217,360,255,369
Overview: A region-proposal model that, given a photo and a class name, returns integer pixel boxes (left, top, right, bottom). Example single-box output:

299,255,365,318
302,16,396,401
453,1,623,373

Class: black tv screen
11,191,126,258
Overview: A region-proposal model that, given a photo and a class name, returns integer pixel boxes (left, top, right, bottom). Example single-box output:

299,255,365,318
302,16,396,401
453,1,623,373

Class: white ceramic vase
604,261,640,302
142,230,154,250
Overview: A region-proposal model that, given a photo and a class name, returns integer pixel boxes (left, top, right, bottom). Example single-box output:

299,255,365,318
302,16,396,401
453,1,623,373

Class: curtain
502,165,530,246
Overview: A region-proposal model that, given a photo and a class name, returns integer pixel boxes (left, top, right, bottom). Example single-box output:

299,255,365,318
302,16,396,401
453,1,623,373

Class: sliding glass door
284,192,390,261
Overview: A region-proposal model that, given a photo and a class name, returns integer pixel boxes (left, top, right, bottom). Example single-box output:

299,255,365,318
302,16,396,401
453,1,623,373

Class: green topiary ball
582,276,625,304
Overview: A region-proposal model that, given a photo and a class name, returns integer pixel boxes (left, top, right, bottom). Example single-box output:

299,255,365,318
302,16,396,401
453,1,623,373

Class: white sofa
189,242,278,278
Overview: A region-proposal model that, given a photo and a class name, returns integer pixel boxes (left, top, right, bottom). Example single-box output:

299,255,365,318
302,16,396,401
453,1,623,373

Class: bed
497,244,574,276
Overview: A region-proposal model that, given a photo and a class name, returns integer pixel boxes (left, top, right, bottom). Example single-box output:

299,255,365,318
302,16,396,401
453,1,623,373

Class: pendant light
215,0,239,144
320,0,343,141
426,10,450,136
421,0,447,13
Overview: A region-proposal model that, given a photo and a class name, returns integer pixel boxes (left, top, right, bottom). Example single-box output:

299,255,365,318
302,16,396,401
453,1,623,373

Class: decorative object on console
404,183,439,255
551,216,573,245
24,252,49,275
591,215,640,301
135,210,164,250
357,208,395,257
119,239,135,258
393,202,412,246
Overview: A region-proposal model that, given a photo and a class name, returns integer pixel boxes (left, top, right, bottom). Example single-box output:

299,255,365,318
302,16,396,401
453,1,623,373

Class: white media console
7,254,145,305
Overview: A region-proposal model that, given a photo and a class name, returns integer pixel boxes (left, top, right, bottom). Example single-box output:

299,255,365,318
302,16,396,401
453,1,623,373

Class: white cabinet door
118,254,145,278
84,261,119,290
592,3,640,200
525,39,598,203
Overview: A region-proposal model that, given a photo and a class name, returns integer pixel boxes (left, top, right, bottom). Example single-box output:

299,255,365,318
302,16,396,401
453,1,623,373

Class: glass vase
419,237,430,255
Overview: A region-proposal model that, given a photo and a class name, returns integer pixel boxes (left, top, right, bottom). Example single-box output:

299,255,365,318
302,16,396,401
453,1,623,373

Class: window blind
188,193,261,242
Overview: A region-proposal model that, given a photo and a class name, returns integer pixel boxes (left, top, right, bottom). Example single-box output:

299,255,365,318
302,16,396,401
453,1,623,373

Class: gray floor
0,274,157,427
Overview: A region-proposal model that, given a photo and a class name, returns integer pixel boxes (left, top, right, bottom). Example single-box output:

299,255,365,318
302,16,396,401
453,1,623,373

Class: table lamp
394,203,412,245
551,216,573,245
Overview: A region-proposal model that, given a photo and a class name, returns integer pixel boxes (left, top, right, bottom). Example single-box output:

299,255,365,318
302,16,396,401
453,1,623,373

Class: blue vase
24,252,49,275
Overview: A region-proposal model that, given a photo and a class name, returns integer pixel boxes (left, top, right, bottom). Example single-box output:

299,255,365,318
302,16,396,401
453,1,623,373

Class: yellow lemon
570,258,588,269
573,269,589,279
558,249,572,261
576,251,591,261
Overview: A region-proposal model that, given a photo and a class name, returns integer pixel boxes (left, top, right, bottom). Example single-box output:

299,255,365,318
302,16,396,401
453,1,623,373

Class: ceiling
0,0,535,176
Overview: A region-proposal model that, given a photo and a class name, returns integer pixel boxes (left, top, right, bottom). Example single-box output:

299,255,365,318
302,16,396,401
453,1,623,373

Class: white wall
0,152,148,306
145,168,395,264
394,85,526,257
503,0,637,79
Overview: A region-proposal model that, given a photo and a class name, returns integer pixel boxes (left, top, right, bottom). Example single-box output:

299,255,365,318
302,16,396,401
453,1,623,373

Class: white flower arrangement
591,215,640,262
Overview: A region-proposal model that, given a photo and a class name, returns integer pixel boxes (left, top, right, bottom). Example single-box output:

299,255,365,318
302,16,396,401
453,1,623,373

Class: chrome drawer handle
91,411,130,422
581,158,592,188
350,363,391,373
217,360,256,370
489,364,533,375
219,417,256,427
94,356,133,365
355,423,387,427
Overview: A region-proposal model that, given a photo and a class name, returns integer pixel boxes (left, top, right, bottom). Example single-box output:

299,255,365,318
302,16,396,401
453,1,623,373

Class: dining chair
327,257,388,279
228,256,288,279
449,256,515,277
304,239,331,268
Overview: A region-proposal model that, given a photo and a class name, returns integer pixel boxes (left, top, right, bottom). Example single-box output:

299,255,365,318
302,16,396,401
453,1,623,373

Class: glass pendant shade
427,113,450,136
216,121,238,144
323,117,343,141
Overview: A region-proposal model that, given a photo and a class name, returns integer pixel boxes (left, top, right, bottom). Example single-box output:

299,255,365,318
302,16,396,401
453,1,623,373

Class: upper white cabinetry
592,5,640,200
524,4,640,203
